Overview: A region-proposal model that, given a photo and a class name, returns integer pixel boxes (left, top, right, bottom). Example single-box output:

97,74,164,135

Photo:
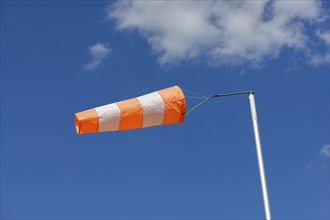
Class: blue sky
1,1,329,219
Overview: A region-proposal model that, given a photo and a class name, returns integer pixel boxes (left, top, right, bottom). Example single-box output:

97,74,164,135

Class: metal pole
194,90,272,219
248,92,272,220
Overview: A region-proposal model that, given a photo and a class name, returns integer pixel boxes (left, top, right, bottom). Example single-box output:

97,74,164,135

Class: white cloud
309,53,330,66
309,30,330,65
316,30,330,45
83,43,111,70
320,144,330,158
107,0,329,67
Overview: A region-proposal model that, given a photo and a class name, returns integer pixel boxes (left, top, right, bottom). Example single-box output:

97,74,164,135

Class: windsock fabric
74,86,186,134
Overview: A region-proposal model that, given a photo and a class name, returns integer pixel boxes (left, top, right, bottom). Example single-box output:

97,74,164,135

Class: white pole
248,92,272,220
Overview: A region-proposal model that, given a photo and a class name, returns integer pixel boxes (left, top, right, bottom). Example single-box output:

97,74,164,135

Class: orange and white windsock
74,85,186,134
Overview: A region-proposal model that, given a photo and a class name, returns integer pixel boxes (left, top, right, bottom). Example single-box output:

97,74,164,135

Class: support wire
184,91,252,117
182,88,207,98
185,96,212,116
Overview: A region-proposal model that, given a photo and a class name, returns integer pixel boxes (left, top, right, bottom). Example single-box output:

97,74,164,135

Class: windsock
74,85,186,134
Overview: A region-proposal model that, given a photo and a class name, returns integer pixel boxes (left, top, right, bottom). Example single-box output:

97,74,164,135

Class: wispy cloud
309,53,330,66
305,144,330,174
316,30,330,45
320,144,330,159
309,30,330,66
107,0,329,67
83,43,111,71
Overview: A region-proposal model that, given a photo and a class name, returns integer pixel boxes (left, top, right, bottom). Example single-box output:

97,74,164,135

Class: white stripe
95,103,121,132
137,92,165,128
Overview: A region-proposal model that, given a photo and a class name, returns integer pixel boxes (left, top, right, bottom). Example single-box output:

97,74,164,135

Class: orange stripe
74,108,99,134
157,85,186,124
116,98,143,130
